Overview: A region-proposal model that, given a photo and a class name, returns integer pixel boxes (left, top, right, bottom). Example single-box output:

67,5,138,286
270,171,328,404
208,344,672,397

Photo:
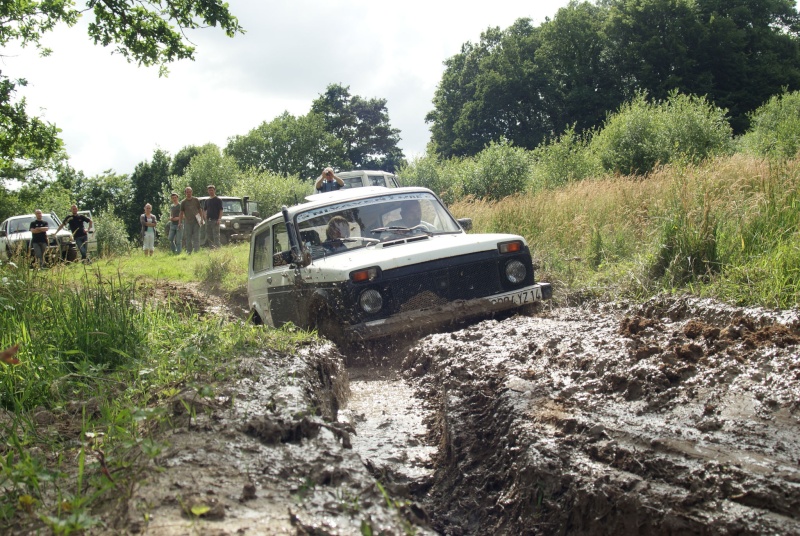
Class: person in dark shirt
315,167,344,193
56,205,93,262
29,209,50,269
204,184,224,249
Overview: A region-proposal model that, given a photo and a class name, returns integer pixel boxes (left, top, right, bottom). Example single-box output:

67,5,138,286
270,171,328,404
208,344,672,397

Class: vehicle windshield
222,199,243,214
9,215,58,234
295,192,461,259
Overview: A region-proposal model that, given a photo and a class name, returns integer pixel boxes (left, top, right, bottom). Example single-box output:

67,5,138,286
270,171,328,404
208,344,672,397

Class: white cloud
4,0,568,176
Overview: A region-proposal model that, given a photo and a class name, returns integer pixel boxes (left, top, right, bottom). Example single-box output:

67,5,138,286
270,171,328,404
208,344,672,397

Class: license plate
488,287,542,306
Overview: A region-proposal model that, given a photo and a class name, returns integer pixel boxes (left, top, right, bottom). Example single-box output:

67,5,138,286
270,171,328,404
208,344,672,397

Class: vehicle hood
302,232,525,279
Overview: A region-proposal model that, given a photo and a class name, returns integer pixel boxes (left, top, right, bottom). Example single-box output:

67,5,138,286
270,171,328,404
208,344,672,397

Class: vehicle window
222,200,243,214
252,227,272,273
342,177,363,189
368,175,387,187
296,192,462,244
272,223,289,267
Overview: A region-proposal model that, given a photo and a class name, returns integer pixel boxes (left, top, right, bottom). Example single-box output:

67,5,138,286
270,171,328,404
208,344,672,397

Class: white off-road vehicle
247,187,551,344
0,213,78,263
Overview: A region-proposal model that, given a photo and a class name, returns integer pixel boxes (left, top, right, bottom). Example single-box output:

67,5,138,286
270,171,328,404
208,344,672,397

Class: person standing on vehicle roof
29,209,49,269
315,167,344,193
179,186,204,254
56,205,92,262
204,184,223,249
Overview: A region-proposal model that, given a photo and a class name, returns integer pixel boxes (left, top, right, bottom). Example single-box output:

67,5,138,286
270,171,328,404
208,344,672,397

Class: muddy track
403,296,800,534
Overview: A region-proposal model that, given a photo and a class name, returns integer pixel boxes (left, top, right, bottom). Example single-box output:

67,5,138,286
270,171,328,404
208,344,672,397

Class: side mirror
273,250,292,266
457,218,473,231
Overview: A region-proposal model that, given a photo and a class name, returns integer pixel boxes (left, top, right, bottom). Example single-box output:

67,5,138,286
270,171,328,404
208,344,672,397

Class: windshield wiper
370,225,433,236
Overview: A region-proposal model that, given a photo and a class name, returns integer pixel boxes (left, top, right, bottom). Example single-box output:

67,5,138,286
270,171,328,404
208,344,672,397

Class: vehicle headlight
233,222,240,229
505,260,527,284
359,289,383,314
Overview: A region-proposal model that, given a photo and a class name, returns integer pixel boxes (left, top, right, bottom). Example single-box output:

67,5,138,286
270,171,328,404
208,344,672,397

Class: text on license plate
488,288,542,306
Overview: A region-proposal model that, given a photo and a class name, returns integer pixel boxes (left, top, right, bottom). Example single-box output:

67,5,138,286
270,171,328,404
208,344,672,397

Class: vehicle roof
300,186,432,212
336,170,396,177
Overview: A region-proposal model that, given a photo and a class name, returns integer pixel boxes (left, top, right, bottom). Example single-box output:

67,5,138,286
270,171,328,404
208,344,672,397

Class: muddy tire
65,246,78,263
317,310,344,347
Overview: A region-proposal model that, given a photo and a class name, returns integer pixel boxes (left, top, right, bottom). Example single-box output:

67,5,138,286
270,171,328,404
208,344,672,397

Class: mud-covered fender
306,288,340,328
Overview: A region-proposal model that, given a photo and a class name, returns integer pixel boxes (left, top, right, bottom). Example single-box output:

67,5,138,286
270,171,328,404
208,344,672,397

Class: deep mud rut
39,293,800,535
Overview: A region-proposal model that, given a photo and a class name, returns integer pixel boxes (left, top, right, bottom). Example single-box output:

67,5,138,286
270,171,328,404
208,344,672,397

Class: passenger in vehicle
315,167,345,193
323,216,350,253
386,200,435,232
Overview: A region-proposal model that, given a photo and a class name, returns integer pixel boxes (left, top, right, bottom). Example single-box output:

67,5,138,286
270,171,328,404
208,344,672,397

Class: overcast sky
6,1,570,177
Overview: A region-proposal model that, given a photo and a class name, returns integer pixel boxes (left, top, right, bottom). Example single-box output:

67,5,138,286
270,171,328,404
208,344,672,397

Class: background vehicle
198,196,261,246
77,210,98,253
311,170,399,194
0,213,78,263
248,187,551,345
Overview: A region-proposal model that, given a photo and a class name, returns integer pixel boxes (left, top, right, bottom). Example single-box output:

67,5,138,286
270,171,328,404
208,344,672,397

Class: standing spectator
29,209,49,269
140,203,158,257
204,184,223,249
56,205,93,262
315,167,344,193
167,192,183,254
179,186,204,254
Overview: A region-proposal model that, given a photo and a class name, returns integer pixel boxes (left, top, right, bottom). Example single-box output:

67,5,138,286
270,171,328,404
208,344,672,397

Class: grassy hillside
451,154,800,308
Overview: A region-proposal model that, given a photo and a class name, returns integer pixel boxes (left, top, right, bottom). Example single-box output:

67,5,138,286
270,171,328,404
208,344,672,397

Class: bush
530,126,600,192
464,139,531,200
738,90,800,159
231,170,308,218
94,209,130,257
590,92,733,176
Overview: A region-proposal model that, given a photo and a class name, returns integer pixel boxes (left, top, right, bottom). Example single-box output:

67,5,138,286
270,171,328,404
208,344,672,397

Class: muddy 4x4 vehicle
247,187,551,344
198,196,261,246
0,213,78,263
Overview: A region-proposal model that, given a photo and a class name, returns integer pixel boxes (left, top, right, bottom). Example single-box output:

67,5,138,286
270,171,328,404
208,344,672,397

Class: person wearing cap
315,167,344,193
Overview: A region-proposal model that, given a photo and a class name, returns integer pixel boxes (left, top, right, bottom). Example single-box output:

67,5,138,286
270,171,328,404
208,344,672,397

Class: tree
311,84,405,171
174,144,240,196
426,0,800,157
226,112,348,179
170,145,205,178
73,170,133,217
0,0,243,181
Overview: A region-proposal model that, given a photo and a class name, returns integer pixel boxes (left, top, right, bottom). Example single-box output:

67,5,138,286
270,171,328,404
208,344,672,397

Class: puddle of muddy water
338,367,436,486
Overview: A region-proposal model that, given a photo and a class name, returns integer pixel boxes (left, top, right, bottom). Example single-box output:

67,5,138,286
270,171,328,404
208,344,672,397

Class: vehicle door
249,220,297,328
78,210,98,253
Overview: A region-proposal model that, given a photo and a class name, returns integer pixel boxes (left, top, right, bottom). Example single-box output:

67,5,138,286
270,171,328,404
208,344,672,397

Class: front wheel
220,233,230,246
316,310,344,347
65,246,78,263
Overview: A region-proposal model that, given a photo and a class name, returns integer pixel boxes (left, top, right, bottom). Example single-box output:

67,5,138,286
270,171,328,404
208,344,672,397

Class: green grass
0,240,311,533
450,154,800,308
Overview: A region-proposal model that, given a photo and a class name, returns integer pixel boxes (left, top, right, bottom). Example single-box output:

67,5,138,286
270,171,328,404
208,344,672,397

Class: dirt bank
404,296,800,534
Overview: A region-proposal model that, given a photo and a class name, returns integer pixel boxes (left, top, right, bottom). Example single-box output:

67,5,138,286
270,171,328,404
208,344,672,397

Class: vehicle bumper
345,282,552,341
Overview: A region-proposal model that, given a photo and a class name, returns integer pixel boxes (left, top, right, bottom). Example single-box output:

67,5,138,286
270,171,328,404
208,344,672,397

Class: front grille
391,260,501,312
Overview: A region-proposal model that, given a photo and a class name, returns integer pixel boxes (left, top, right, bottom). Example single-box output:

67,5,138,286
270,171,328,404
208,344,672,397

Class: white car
247,187,551,344
0,213,79,263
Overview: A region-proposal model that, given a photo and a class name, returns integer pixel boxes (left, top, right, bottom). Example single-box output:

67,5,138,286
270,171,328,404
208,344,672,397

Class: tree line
426,0,800,158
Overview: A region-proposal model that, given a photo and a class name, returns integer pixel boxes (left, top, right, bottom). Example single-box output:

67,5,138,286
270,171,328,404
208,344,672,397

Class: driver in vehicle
386,200,435,232
323,216,351,253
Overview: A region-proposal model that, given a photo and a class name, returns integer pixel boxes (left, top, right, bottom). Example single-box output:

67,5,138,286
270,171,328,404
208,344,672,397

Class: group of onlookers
144,185,223,255
26,184,224,269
